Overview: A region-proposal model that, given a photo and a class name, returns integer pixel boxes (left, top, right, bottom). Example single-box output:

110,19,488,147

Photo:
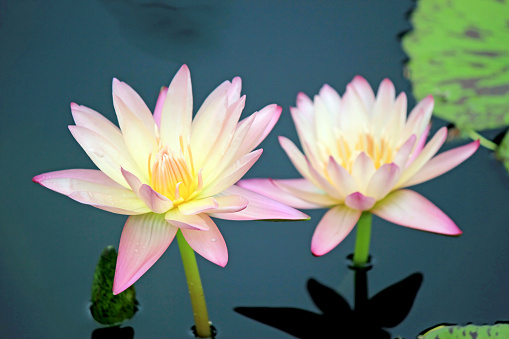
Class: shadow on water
235,266,423,339
92,326,135,339
99,0,232,62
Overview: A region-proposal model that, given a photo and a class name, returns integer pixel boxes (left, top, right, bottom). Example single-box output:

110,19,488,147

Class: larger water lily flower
33,65,308,295
238,76,479,257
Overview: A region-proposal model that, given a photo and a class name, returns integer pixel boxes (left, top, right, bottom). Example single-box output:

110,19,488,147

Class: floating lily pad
90,246,138,326
402,0,509,132
418,323,509,339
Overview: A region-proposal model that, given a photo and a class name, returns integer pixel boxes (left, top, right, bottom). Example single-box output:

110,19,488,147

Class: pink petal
121,168,173,213
178,197,219,215
198,149,263,198
165,209,211,231
70,103,128,155
403,139,480,188
210,185,310,221
372,78,396,124
206,195,249,213
112,78,156,134
153,86,168,128
181,217,228,267
33,169,150,215
392,135,416,170
295,91,314,116
113,213,177,294
311,205,361,256
234,104,282,156
349,76,375,111
403,95,434,139
326,157,358,199
365,163,401,200
237,178,330,208
160,65,193,149
351,152,376,191
279,136,313,180
344,192,376,211
371,189,462,235
33,169,124,193
306,158,343,200
396,127,448,188
318,84,341,121
227,77,242,104
69,125,143,187
272,178,338,207
113,94,158,175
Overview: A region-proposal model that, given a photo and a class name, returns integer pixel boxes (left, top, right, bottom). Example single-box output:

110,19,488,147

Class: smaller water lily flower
33,65,308,294
238,76,479,258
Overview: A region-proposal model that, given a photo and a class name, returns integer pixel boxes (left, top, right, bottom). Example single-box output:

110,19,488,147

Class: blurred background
1,0,508,338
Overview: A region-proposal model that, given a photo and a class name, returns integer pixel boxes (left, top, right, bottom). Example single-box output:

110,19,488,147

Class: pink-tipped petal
70,103,128,154
160,65,193,149
112,78,156,134
403,139,480,188
69,125,143,187
181,217,228,267
206,195,249,213
33,169,150,215
311,205,361,256
178,198,219,215
237,178,328,208
371,189,462,235
365,163,401,200
396,127,448,188
113,213,178,294
372,79,396,123
33,169,124,193
210,185,310,221
349,76,375,111
344,192,376,211
153,86,168,128
165,209,211,231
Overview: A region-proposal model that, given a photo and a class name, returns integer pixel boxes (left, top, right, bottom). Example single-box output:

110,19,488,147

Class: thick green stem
352,212,372,267
177,230,212,338
466,129,497,151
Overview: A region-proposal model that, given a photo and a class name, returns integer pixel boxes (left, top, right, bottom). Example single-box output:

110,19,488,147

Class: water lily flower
33,65,309,295
238,76,479,257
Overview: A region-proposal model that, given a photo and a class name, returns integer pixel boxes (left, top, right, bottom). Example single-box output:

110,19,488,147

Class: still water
1,1,508,338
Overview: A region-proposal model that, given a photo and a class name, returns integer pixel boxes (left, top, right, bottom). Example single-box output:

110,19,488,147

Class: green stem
176,230,212,338
466,129,497,151
352,212,372,267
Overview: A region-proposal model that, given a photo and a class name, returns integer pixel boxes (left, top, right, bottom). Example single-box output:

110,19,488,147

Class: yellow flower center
148,137,201,205
336,132,395,171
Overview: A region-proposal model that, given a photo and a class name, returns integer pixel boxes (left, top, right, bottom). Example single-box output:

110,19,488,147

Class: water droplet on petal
210,238,217,242
92,149,105,158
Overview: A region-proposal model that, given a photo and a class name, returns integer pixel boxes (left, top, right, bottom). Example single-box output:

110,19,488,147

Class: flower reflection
239,77,479,256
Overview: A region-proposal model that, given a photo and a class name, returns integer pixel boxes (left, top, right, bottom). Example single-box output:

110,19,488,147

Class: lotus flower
33,65,308,294
238,76,479,256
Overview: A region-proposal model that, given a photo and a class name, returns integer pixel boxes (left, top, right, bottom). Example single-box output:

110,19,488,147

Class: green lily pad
495,130,509,173
90,246,138,326
418,323,509,339
402,0,509,132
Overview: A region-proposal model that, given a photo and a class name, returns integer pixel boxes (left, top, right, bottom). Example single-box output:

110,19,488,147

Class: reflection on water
99,0,231,62
236,262,423,338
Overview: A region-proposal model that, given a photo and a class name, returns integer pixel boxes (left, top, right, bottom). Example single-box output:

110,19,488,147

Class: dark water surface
1,1,508,338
